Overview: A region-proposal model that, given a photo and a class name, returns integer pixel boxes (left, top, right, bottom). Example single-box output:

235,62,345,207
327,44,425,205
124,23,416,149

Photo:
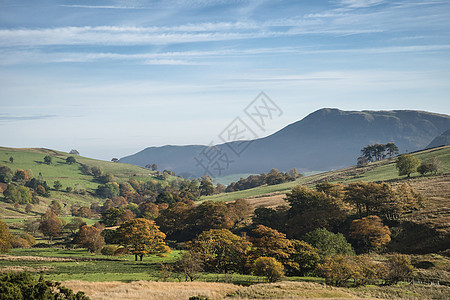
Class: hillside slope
427,129,450,148
121,108,450,176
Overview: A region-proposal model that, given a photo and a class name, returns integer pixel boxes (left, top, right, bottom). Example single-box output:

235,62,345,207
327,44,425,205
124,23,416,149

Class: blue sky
1,0,449,160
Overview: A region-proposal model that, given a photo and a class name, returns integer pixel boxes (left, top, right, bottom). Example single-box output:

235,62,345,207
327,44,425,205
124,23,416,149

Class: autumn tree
39,211,62,242
249,225,294,264
384,254,415,285
173,250,204,281
188,228,251,273
75,225,105,253
0,220,13,253
13,169,28,181
49,200,63,215
396,154,420,178
115,218,170,261
318,255,382,287
253,257,284,282
349,215,391,252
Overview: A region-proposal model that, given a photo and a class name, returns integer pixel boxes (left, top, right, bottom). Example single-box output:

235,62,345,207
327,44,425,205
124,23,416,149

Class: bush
101,245,118,256
11,237,32,248
189,296,210,300
253,257,284,282
384,254,414,285
0,272,90,300
304,228,355,258
113,247,129,256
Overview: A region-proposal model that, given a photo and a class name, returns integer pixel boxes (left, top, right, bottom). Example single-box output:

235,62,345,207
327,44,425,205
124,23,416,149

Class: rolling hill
120,108,450,177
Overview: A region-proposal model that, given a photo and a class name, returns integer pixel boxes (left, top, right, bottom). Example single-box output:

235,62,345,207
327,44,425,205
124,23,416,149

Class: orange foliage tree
115,218,170,261
349,215,391,252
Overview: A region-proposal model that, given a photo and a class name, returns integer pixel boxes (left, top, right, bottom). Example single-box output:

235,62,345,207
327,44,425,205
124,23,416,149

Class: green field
0,147,162,191
201,146,450,203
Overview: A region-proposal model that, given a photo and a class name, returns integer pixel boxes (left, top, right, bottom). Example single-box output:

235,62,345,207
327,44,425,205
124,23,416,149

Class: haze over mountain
120,108,450,177
427,129,450,149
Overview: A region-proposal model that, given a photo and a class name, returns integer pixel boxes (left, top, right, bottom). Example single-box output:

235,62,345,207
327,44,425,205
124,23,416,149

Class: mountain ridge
120,108,450,177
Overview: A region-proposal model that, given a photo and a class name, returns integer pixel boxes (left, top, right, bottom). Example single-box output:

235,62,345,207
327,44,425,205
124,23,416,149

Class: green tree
96,182,120,198
66,156,76,164
304,228,354,258
115,218,171,261
396,154,421,178
173,250,204,282
188,228,251,273
4,184,33,204
199,177,215,196
49,200,63,215
0,165,13,183
0,220,14,253
385,142,399,158
253,257,284,282
284,185,346,238
44,155,52,165
286,240,320,276
9,156,14,163
53,180,62,191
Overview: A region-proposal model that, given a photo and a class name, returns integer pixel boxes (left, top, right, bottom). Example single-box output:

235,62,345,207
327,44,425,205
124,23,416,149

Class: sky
1,0,449,161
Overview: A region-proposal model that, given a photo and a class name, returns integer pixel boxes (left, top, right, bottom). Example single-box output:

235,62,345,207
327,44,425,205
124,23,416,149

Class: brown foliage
350,215,391,252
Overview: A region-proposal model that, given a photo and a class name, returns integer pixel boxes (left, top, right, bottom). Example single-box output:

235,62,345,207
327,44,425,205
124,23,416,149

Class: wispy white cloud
337,0,386,8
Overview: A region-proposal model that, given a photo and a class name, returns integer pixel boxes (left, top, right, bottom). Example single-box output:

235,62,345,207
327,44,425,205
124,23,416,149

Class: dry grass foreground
63,280,371,300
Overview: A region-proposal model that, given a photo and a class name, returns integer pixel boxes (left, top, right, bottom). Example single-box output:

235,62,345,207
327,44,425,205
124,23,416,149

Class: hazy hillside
121,108,450,176
427,129,450,148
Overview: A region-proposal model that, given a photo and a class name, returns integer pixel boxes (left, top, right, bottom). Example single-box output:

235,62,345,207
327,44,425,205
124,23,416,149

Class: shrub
113,247,129,256
0,272,90,299
384,254,414,285
21,233,36,246
253,257,284,282
11,237,32,248
101,245,118,256
304,228,355,258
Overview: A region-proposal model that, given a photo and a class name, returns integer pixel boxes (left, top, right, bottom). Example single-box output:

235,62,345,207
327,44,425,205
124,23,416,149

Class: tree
64,217,85,235
66,156,76,164
385,142,399,158
361,145,375,162
9,156,14,163
13,169,28,181
152,164,158,171
49,200,62,215
286,240,320,276
249,225,294,263
173,250,204,281
115,218,171,261
75,225,105,253
396,154,421,178
303,228,355,258
318,255,382,287
357,156,369,166
53,181,62,191
111,158,119,162
0,165,13,183
253,257,284,282
39,211,62,242
91,166,103,178
284,185,346,238
25,203,33,213
96,182,120,198
44,155,52,165
349,215,391,252
188,228,251,273
199,177,215,196
4,184,33,204
0,220,13,253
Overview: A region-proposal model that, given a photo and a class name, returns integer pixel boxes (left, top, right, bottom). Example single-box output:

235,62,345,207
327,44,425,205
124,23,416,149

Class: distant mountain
120,108,450,177
426,129,450,149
